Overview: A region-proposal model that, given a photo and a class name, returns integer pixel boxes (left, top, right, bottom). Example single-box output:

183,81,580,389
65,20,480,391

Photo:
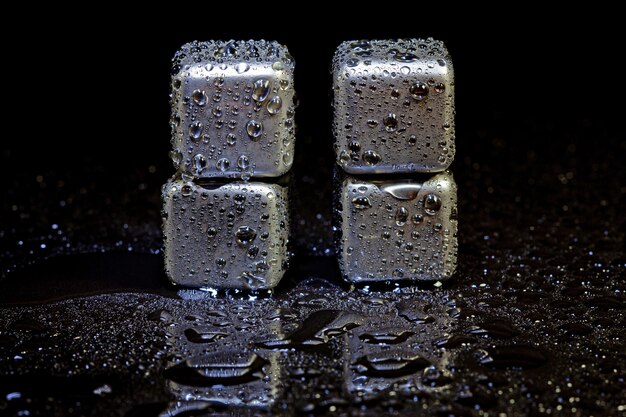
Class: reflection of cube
162,176,290,289
335,171,457,282
332,39,455,174
163,304,284,409
170,40,296,179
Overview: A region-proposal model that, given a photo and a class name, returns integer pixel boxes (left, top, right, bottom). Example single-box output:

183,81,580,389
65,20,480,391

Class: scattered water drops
352,196,372,210
235,62,250,73
216,158,230,172
267,96,282,114
409,81,429,101
362,150,381,165
395,207,408,226
235,226,257,246
383,113,397,132
188,122,203,141
191,90,207,106
424,193,442,215
237,155,250,170
252,79,270,102
246,120,263,140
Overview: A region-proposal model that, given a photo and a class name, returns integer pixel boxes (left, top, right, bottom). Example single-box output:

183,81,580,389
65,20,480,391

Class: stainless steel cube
162,176,290,289
336,171,457,282
170,40,296,179
332,38,455,174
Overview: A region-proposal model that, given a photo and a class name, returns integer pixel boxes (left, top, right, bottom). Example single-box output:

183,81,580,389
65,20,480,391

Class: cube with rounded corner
170,40,296,179
335,171,457,282
332,38,455,174
162,176,290,289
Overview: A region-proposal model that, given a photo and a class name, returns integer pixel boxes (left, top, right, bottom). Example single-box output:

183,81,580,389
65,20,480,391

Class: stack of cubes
332,39,458,282
162,40,296,290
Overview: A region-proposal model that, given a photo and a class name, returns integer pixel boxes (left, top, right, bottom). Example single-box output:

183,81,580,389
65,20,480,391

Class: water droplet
424,193,442,215
193,154,207,174
348,141,361,152
410,81,429,101
207,227,217,238
363,150,381,165
282,151,293,166
434,82,445,94
191,89,207,106
235,62,250,73
252,79,270,102
181,184,193,196
412,213,424,224
383,113,398,132
169,149,182,167
237,155,250,170
352,196,372,210
226,133,237,146
347,58,359,67
394,52,418,62
400,66,410,75
367,119,379,128
267,96,282,114
235,226,257,246
246,120,263,140
395,207,408,226
188,122,203,141
216,158,230,172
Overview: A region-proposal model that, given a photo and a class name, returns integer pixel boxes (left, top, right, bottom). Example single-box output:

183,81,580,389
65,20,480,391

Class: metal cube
332,38,455,174
335,171,457,282
170,40,296,179
162,176,290,289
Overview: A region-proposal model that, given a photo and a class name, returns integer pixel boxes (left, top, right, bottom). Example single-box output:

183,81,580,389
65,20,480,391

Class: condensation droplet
191,90,207,106
246,120,263,140
352,196,372,210
236,62,250,73
363,150,381,165
267,96,282,115
410,81,429,101
383,113,398,132
424,193,442,215
252,79,270,102
235,226,257,247
188,122,203,141
216,158,230,172
193,154,207,173
181,184,193,197
395,207,408,226
237,155,250,170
